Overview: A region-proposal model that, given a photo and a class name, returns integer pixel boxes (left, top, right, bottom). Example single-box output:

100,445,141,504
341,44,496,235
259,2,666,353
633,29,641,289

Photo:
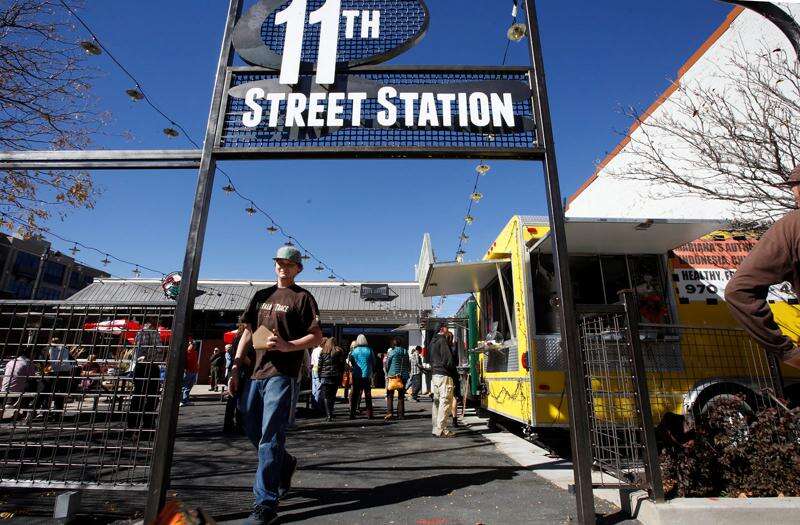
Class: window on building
6,278,33,299
12,251,39,278
41,261,65,286
0,245,9,274
36,287,61,300
68,270,86,290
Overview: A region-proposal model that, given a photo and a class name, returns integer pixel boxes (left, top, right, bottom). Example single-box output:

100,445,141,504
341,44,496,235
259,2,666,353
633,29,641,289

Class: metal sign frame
0,0,596,523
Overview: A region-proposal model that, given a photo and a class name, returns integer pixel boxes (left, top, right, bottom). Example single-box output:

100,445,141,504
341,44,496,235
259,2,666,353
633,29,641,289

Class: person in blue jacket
348,334,375,419
384,339,410,420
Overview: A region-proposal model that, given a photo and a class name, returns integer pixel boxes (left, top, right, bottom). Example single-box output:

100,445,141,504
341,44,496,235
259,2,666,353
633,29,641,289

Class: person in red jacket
181,340,199,407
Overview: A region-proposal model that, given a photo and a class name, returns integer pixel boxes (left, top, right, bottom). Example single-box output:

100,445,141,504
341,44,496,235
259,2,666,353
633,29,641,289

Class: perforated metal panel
217,67,540,158
261,0,427,64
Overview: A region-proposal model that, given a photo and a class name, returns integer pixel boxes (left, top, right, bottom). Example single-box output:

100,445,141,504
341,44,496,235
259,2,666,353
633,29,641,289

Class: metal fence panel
0,302,174,489
577,298,782,497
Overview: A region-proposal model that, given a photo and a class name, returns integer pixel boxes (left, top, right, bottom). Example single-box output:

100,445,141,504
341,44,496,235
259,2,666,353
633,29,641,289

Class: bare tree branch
0,0,102,234
610,43,800,229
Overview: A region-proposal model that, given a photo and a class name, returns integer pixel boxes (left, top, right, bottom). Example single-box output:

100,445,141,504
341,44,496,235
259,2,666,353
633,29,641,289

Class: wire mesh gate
577,292,784,500
0,301,174,490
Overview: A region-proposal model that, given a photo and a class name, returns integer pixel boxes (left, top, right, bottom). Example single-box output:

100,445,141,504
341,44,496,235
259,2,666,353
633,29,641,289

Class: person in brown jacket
726,166,800,370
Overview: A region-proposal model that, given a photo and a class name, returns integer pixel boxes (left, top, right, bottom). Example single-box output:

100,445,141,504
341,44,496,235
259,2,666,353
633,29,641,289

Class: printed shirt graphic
241,285,321,380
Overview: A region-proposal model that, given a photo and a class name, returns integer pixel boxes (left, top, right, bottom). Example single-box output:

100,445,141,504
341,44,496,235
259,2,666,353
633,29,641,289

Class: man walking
209,347,226,392
229,246,322,525
181,340,199,407
429,323,456,438
727,166,800,371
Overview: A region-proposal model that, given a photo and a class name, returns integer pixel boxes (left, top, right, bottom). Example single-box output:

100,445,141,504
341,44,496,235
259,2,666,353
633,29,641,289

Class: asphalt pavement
0,388,633,524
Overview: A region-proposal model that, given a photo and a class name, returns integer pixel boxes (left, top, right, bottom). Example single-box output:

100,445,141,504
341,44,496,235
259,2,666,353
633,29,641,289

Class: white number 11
275,0,341,86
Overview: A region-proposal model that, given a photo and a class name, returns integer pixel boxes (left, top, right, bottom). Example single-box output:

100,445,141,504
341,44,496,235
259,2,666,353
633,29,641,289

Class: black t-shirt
240,284,320,380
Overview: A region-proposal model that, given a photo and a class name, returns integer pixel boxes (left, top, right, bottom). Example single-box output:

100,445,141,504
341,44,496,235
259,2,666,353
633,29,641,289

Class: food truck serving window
530,253,673,335
481,265,517,373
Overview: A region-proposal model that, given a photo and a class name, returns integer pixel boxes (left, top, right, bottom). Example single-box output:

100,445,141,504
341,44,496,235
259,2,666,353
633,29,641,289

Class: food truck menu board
671,237,795,303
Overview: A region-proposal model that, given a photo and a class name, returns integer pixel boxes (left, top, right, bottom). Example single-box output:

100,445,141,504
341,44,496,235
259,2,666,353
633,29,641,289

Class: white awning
529,218,727,255
422,259,511,297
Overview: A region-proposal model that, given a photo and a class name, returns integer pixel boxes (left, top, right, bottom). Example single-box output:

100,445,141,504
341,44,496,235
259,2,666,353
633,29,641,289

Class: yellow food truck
419,215,800,429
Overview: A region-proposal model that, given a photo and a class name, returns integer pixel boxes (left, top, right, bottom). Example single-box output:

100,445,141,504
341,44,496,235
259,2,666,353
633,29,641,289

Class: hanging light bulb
69,244,80,256
125,88,144,101
507,23,528,42
79,40,102,56
301,253,310,261
267,224,278,234
339,282,346,287
132,266,142,278
163,127,179,138
222,183,235,194
315,264,325,272
328,273,336,280
471,192,484,202
476,163,491,175
100,254,111,267
465,215,475,225
284,240,294,247
245,206,256,216
460,233,470,242
351,288,358,294
456,249,466,263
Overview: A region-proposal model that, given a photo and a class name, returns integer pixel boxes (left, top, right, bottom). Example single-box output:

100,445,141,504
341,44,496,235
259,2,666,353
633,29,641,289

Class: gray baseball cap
274,246,303,266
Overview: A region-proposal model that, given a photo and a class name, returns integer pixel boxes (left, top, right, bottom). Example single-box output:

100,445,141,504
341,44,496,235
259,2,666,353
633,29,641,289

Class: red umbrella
223,330,238,344
84,319,141,340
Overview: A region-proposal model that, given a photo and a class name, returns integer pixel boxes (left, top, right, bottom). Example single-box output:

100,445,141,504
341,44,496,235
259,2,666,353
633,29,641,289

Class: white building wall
567,4,800,221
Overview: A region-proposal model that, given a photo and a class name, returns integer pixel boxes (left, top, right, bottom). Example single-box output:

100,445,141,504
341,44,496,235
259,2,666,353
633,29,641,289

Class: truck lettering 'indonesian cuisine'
241,89,517,129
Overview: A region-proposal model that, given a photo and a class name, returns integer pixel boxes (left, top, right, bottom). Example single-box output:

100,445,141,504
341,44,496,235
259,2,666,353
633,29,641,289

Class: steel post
143,0,243,521
621,292,665,502
467,296,479,396
523,1,596,522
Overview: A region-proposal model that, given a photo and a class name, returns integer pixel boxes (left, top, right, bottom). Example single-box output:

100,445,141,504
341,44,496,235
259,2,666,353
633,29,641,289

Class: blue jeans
181,372,197,404
288,378,300,427
311,373,323,410
240,374,293,509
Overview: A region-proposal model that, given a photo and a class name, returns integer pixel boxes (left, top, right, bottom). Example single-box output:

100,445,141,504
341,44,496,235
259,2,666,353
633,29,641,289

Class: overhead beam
0,150,202,170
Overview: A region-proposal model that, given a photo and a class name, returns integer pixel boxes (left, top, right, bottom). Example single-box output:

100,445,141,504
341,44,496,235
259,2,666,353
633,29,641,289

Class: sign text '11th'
277,0,380,85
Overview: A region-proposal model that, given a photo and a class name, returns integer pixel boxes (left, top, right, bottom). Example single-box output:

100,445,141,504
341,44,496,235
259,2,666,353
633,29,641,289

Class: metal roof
66,280,432,314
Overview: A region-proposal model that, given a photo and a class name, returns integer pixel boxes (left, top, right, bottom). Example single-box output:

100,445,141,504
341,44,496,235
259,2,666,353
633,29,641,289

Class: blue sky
42,1,730,314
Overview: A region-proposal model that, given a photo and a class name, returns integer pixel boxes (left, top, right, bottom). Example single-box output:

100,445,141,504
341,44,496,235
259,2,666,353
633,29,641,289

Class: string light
222,184,235,194
507,23,527,42
125,88,144,101
315,265,325,272
245,206,257,216
132,266,142,278
100,255,111,267
471,192,483,202
79,40,102,55
328,274,336,280
267,225,279,234
464,215,475,225
284,241,294,247
163,127,179,138
476,163,491,175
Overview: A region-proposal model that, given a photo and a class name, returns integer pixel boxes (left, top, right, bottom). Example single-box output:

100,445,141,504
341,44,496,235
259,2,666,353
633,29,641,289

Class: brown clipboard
252,325,276,351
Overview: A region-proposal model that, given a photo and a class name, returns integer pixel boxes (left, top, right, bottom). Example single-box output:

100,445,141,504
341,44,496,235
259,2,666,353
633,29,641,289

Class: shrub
657,398,800,498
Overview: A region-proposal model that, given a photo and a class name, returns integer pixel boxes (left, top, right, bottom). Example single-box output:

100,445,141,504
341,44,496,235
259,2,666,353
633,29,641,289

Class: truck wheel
784,383,800,409
691,382,758,424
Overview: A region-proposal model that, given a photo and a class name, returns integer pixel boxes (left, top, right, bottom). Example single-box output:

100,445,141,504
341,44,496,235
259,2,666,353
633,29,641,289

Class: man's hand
228,368,239,395
265,334,293,352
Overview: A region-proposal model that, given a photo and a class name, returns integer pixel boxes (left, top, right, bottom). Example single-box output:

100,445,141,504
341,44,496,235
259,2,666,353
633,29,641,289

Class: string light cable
58,0,357,291
435,0,522,315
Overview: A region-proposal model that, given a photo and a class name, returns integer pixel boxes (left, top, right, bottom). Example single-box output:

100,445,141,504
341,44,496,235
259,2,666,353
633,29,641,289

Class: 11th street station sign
214,0,541,159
